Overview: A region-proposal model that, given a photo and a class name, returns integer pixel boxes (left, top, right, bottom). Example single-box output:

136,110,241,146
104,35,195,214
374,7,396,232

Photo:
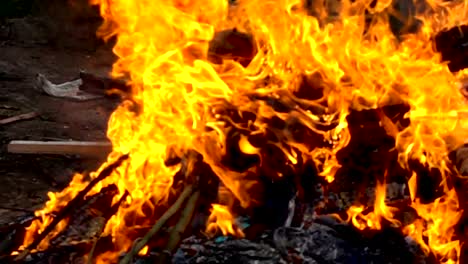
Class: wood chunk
7,140,112,158
0,112,38,125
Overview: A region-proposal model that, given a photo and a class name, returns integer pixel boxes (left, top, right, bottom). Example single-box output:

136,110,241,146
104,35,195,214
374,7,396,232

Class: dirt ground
0,12,120,225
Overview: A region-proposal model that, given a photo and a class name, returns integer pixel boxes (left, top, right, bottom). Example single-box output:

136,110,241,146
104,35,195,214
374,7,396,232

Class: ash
173,221,431,264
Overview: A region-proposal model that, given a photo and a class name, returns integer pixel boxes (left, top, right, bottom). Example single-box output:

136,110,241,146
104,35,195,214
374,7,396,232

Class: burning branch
15,154,129,261
119,184,196,264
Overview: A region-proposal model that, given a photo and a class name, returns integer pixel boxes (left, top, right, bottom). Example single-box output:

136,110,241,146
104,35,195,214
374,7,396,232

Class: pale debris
34,73,103,101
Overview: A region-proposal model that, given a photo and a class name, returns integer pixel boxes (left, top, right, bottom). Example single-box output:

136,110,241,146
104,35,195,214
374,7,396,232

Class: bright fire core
18,0,468,263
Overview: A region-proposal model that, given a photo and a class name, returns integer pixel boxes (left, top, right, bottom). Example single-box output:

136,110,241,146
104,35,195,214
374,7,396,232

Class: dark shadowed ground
0,1,119,225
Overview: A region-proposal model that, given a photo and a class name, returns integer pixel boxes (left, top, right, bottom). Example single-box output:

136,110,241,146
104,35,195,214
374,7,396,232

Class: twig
157,190,200,264
0,105,19,110
15,154,129,261
0,111,38,125
119,185,195,264
0,206,34,213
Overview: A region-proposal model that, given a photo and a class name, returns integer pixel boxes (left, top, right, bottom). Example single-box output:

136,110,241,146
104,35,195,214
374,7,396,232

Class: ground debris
173,236,286,264
173,222,432,264
0,111,38,125
34,73,103,101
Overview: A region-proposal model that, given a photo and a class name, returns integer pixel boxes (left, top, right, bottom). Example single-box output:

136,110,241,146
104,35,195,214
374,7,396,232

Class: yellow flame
18,0,468,263
239,134,260,155
138,245,149,256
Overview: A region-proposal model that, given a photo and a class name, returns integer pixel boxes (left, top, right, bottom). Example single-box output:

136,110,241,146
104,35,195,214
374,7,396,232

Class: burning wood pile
2,0,468,263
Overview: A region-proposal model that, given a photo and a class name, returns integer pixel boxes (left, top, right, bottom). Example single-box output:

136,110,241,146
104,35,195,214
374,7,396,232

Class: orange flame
207,204,244,237
138,245,149,256
17,0,468,263
404,172,463,263
346,180,401,231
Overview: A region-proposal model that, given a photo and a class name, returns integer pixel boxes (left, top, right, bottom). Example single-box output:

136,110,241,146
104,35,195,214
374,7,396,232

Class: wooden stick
14,154,129,261
119,185,194,264
0,112,38,125
7,140,112,157
157,190,200,264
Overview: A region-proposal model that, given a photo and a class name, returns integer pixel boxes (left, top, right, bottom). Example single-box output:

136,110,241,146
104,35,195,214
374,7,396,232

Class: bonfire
4,0,468,263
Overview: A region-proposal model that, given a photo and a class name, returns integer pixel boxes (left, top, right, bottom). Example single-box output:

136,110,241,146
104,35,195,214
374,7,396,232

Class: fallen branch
14,154,129,261
157,190,200,264
119,185,195,264
0,112,38,125
7,140,112,158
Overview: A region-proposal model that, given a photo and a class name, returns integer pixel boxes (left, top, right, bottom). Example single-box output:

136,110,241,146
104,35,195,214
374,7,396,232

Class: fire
19,173,90,251
15,0,468,263
138,245,148,256
206,204,244,237
346,179,401,231
404,172,463,263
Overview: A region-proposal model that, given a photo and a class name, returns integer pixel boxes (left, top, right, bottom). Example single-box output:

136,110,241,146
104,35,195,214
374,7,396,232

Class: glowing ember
16,0,468,263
